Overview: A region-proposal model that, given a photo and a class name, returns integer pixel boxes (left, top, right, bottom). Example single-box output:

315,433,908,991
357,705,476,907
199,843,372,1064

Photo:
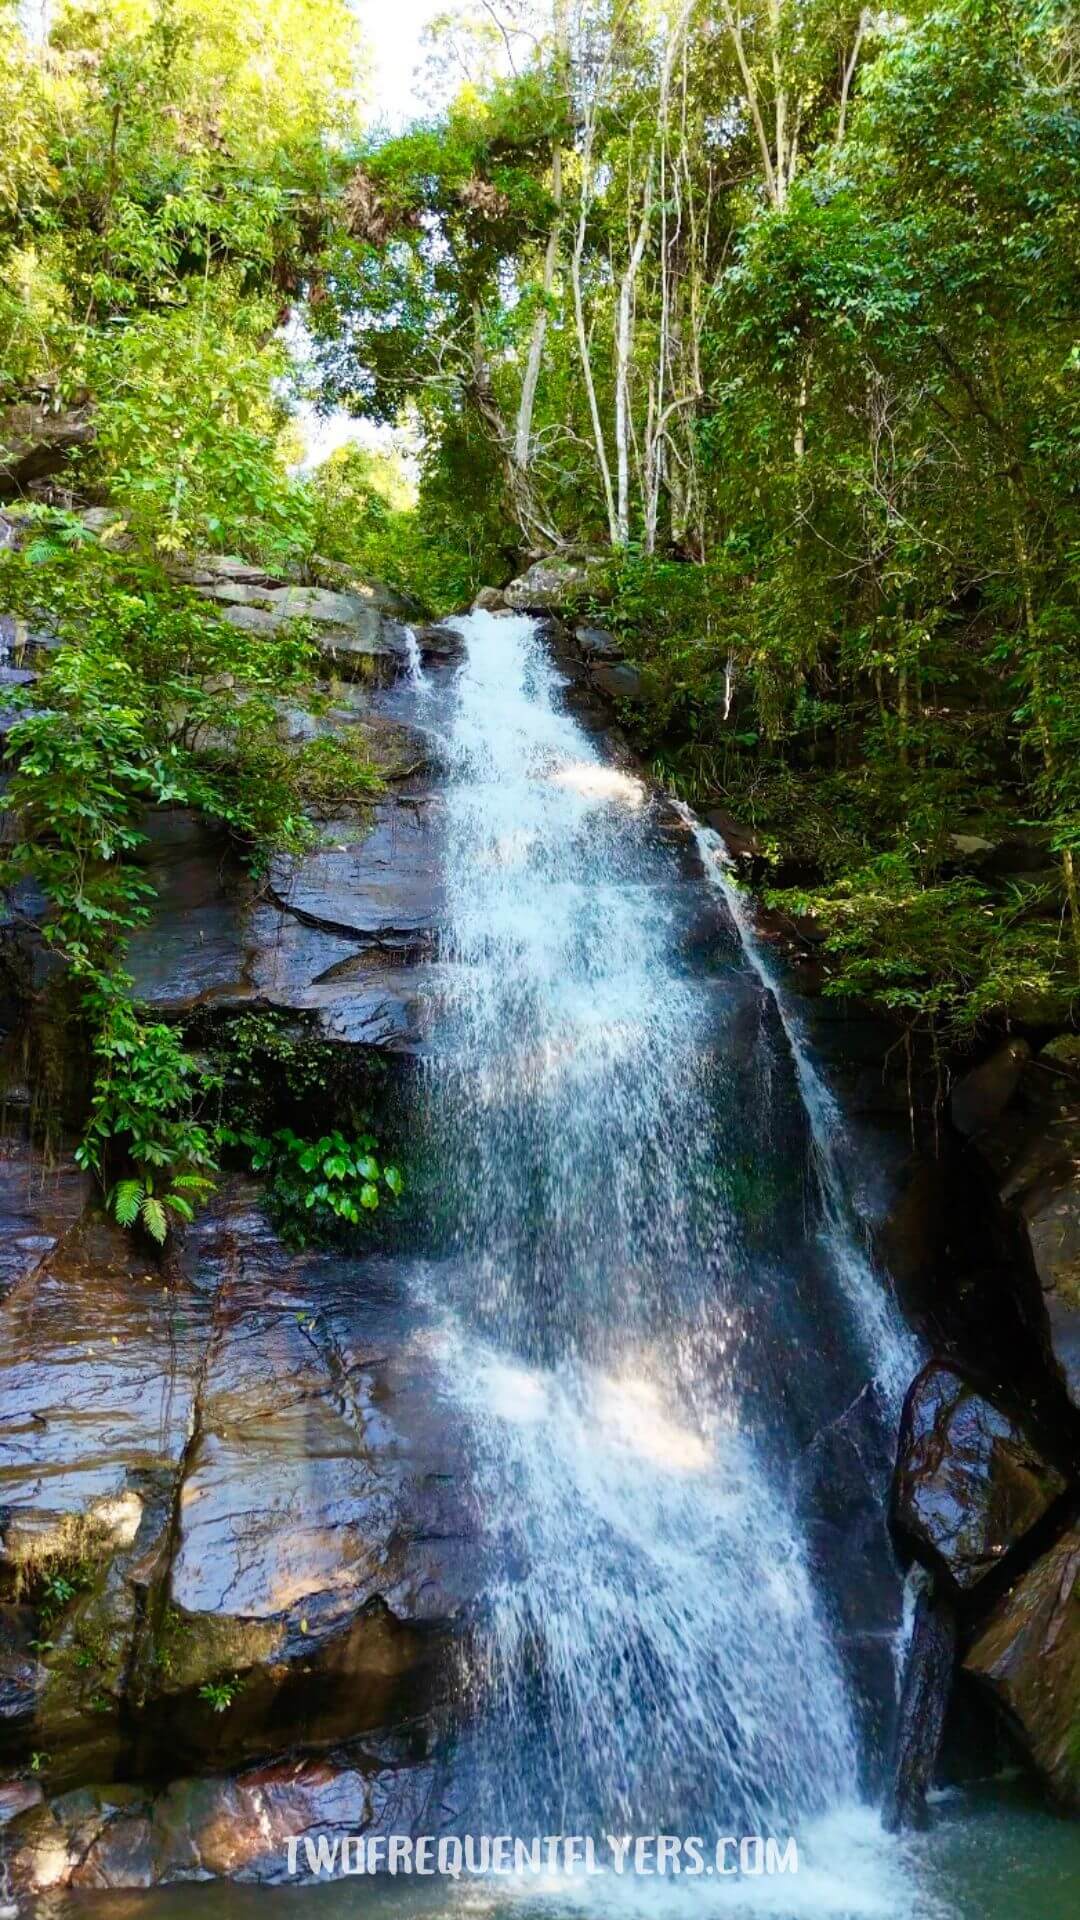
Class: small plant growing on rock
10,1513,109,1619
228,1125,404,1243
199,1677,241,1714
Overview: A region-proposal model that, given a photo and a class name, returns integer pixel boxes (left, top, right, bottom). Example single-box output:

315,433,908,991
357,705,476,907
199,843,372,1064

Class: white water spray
403,624,428,691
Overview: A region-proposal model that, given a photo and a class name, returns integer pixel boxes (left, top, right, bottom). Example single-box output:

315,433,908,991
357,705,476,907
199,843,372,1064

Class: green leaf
109,1179,143,1228
141,1197,168,1244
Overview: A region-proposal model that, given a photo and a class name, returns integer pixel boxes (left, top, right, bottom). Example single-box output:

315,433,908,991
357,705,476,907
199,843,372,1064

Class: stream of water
422,613,864,1842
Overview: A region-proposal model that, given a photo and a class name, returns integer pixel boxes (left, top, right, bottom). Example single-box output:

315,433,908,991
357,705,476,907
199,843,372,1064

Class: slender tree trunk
615,154,655,544
514,145,563,474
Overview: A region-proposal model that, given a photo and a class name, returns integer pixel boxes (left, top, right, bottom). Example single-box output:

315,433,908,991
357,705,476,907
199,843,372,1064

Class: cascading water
678,812,920,1416
402,624,428,690
410,610,922,1895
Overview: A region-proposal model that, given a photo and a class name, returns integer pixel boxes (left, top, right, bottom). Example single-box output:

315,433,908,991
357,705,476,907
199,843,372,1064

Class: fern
109,1179,143,1229
141,1197,168,1244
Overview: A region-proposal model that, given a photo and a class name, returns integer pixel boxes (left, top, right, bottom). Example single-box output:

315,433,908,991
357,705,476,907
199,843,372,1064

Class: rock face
5,1746,451,1893
503,554,611,612
965,1038,1080,1411
124,796,439,1050
0,1179,478,1804
588,659,642,705
178,555,412,681
951,1040,1031,1139
0,1148,89,1300
268,798,442,952
965,1526,1080,1809
892,1363,1067,1590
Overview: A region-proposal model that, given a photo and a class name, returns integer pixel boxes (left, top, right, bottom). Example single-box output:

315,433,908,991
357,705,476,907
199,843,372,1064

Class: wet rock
411,623,464,661
795,1379,903,1778
0,1183,476,1788
951,1040,1031,1138
964,1525,1080,1809
0,1144,90,1299
471,586,507,612
882,1584,957,1832
124,807,436,1048
6,1746,449,1891
574,624,622,660
892,1363,1067,1590
503,554,611,613
589,660,642,704
0,1203,213,1784
967,1041,1080,1410
704,807,765,867
0,1604,43,1736
268,800,442,952
0,1776,41,1825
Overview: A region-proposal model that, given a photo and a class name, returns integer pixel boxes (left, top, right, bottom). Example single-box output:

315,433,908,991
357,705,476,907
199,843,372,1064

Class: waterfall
402,624,428,690
412,612,925,1907
676,811,919,1415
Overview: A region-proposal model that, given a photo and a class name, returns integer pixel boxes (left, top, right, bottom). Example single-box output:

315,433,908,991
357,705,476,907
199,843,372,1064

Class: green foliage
198,1677,241,1713
304,429,513,615
85,296,310,565
0,520,355,1235
230,1125,404,1242
770,856,1073,1036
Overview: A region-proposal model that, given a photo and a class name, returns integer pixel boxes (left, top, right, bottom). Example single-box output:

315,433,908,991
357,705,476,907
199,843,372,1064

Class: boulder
6,1744,451,1893
967,1040,1080,1410
574,624,623,660
964,1525,1080,1809
503,554,611,613
589,660,642,705
177,557,410,683
471,586,508,612
0,403,93,497
944,828,1055,877
892,1362,1067,1590
951,1040,1031,1138
411,623,464,662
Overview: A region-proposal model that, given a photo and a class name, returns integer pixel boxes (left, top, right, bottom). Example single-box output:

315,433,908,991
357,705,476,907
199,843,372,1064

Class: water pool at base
25,1785,1080,1920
